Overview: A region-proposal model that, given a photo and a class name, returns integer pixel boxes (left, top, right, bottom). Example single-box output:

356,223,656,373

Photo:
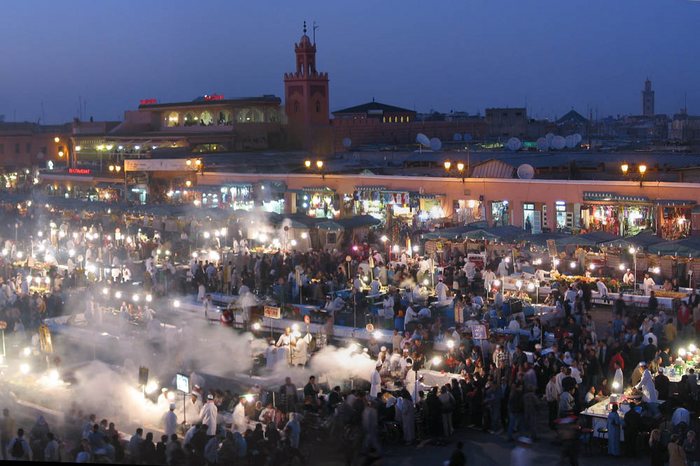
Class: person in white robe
199,395,218,436
164,403,178,437
635,364,658,402
232,398,248,433
291,333,312,366
399,394,415,444
369,363,382,399
184,393,202,425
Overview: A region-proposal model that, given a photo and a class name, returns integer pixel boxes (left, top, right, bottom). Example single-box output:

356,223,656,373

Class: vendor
623,269,635,287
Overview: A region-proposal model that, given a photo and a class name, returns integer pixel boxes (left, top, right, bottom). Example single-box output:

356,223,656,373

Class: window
15,143,20,154
0,143,4,154
406,116,410,122
315,101,320,113
184,112,196,126
26,143,31,153
199,111,213,125
383,117,386,123
400,116,404,123
294,101,299,113
166,111,179,127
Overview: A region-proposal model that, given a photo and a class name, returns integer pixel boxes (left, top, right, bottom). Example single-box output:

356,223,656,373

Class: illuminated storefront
581,192,654,236
295,187,339,219
491,200,509,226
347,186,413,222
657,200,695,240
454,199,485,225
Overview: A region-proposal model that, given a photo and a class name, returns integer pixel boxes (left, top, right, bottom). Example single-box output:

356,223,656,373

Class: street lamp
621,163,629,175
444,160,467,182
304,160,325,179
638,164,647,187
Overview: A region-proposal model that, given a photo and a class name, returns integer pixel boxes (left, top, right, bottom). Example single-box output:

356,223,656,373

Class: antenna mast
313,21,319,43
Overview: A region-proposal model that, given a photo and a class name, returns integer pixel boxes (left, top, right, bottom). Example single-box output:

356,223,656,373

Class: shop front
490,200,509,226
657,200,695,240
454,198,486,225
294,187,339,219
416,194,447,226
581,192,653,237
346,186,413,223
522,202,544,233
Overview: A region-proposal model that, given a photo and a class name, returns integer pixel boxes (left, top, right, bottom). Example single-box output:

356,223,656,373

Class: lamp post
638,164,647,187
304,160,325,179
444,160,467,183
629,246,637,292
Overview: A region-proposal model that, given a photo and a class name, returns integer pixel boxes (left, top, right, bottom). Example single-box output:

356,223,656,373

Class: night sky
0,0,698,124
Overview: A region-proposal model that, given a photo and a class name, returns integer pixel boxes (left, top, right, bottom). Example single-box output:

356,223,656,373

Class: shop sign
68,168,91,175
124,159,198,172
470,324,488,340
139,99,158,105
263,306,281,319
203,94,224,101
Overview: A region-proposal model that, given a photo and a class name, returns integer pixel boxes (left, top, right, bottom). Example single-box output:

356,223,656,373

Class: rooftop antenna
313,21,319,43
303,21,307,35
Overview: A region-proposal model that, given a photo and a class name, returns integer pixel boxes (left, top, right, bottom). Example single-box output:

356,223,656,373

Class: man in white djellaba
199,394,218,436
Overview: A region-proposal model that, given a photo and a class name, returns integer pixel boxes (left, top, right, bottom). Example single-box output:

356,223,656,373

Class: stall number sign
470,324,488,340
264,306,281,319
176,373,190,393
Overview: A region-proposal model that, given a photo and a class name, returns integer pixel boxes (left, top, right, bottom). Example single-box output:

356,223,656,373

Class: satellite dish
463,133,473,142
506,137,522,151
517,164,535,180
429,138,442,151
342,137,352,148
536,137,549,151
453,133,463,141
573,133,582,145
565,135,576,149
416,133,430,147
552,135,566,150
545,132,555,145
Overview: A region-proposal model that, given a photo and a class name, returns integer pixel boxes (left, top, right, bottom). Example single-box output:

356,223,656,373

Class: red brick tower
284,22,330,150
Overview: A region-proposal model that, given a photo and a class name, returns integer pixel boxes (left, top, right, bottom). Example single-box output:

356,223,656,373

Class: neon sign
139,99,158,105
203,94,224,101
68,168,92,175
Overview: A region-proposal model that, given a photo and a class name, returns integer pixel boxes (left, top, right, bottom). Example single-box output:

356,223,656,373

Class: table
581,396,665,441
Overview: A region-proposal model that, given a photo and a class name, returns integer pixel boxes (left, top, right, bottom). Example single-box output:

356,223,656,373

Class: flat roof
138,95,281,110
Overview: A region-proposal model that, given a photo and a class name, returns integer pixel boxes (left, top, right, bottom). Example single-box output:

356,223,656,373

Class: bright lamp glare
173,300,181,308
431,356,442,366
446,340,455,349
679,348,687,357
252,322,262,331
145,380,159,394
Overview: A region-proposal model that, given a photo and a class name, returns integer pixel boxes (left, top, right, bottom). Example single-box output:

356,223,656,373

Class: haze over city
1,0,699,124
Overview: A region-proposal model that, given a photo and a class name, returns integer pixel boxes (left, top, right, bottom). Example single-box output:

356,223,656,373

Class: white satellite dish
536,137,549,151
517,164,535,179
545,132,555,145
565,135,576,149
573,133,582,145
416,133,430,147
453,133,463,141
506,137,522,151
429,138,442,151
342,137,352,148
552,135,566,150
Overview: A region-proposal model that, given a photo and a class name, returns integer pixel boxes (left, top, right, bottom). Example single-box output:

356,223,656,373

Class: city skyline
0,0,699,124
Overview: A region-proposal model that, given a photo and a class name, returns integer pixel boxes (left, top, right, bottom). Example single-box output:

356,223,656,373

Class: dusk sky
0,0,698,124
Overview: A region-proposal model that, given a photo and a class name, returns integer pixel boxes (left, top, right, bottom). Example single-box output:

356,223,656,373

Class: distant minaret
642,78,655,117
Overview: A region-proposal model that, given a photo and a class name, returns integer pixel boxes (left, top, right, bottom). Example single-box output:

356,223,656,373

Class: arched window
315,101,321,113
294,101,300,113
184,112,196,126
199,111,213,126
166,111,179,127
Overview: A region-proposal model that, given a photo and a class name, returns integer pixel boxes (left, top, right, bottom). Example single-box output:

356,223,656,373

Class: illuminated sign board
68,168,92,175
139,99,158,105
203,94,224,101
124,159,199,172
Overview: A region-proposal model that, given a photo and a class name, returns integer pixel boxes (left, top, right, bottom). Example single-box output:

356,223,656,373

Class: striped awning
583,191,649,203
655,199,696,206
354,185,386,191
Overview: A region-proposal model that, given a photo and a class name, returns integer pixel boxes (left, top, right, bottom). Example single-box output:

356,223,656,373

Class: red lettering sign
203,94,224,101
68,168,92,175
139,99,158,105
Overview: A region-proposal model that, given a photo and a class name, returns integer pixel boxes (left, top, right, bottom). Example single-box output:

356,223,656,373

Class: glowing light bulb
431,356,442,366
173,299,181,308
446,340,455,349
